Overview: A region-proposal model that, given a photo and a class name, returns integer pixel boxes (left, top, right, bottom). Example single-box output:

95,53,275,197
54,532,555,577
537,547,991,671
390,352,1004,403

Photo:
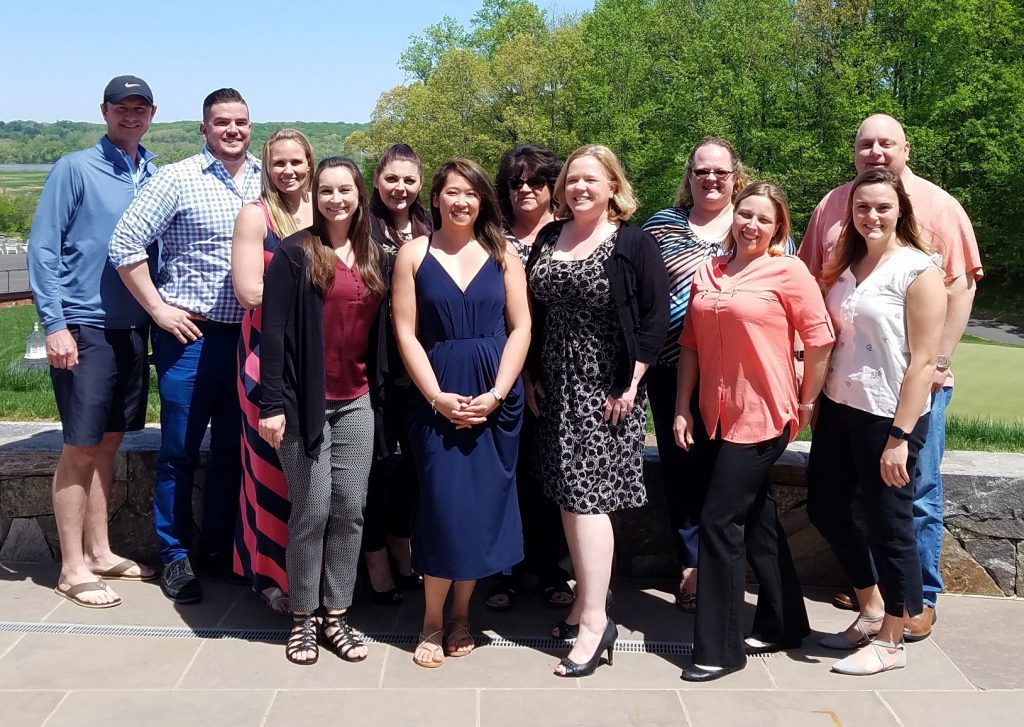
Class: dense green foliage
353,0,1024,279
0,121,368,238
0,120,368,166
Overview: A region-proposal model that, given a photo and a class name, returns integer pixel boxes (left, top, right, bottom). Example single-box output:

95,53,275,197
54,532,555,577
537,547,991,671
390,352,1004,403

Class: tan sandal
444,620,475,657
54,580,122,609
413,630,445,668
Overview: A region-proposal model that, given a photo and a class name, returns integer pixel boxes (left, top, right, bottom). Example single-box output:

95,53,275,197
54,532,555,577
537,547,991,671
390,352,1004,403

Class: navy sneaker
160,557,203,604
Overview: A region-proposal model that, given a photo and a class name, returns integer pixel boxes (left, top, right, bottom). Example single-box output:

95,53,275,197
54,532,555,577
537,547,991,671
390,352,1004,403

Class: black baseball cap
103,75,154,105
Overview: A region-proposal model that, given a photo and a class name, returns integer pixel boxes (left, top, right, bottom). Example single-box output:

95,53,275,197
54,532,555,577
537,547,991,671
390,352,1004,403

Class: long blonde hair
304,157,385,298
260,128,314,238
554,145,638,221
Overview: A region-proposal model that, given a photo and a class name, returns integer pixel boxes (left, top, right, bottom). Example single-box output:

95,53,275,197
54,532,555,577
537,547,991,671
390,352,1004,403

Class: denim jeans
152,327,242,565
914,387,951,607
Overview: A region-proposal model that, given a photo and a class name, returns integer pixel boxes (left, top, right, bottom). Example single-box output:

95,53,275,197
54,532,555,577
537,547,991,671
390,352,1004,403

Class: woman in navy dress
392,158,531,668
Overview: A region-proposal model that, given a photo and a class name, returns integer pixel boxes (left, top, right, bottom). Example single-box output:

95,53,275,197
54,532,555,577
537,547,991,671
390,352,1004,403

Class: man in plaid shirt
110,88,261,604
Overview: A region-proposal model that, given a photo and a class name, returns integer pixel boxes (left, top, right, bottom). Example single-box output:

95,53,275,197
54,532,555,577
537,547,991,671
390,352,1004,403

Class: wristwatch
488,387,504,404
889,425,911,441
936,354,951,370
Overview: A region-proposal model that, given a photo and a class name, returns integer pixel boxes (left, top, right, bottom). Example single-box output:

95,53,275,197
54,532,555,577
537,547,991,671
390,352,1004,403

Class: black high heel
554,619,617,678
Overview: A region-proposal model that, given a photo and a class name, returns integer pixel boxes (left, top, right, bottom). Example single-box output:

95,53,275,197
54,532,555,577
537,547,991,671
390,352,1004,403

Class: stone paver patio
2,561,1022,726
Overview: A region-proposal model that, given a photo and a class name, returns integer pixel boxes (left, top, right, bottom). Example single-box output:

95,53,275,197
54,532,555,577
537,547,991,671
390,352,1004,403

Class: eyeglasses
508,176,547,191
691,168,734,179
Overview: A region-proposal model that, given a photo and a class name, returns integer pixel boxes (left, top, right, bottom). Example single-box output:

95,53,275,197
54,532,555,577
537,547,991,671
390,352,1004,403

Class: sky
0,0,595,124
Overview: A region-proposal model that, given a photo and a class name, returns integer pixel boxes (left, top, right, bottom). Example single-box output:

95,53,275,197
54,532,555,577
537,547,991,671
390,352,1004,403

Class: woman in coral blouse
674,182,835,682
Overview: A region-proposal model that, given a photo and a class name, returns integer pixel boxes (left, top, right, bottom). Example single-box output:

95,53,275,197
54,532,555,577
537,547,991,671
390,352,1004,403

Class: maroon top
323,259,381,401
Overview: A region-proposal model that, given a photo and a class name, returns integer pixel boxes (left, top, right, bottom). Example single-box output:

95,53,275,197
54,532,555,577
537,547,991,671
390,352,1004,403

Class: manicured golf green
946,341,1024,422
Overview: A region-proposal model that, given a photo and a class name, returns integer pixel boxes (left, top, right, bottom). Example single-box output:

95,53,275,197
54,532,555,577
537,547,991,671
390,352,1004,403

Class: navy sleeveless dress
408,247,525,580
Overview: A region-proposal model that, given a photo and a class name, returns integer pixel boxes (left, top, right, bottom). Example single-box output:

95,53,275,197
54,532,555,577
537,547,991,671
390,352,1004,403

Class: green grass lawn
0,170,47,194
0,303,159,422
2,303,1022,451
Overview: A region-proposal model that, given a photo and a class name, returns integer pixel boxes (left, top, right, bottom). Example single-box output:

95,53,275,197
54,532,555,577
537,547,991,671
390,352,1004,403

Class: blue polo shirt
28,135,157,331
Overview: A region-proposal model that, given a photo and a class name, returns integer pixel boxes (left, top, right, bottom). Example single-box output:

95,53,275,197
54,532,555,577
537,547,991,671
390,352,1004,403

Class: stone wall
1,423,1022,596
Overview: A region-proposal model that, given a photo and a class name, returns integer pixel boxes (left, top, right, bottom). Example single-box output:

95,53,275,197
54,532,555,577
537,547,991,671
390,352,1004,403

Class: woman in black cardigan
259,157,389,666
525,144,669,677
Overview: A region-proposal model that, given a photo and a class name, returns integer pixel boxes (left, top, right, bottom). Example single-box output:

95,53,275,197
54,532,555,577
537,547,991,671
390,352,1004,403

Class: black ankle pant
693,425,809,668
807,396,927,619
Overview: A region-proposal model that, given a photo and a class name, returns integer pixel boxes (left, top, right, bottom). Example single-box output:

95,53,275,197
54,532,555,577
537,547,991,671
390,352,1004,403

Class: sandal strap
417,630,444,654
286,616,319,656
444,620,474,652
324,614,365,657
854,614,884,640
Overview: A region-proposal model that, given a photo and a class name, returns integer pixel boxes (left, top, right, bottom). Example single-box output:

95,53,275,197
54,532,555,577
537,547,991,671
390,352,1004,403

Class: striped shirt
642,207,725,366
109,146,261,323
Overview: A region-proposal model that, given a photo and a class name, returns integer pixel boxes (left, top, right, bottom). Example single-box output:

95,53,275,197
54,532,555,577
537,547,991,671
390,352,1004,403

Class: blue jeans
152,327,242,565
914,387,951,607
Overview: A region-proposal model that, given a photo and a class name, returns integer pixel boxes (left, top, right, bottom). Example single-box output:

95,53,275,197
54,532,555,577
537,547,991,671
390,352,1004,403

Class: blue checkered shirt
109,146,261,323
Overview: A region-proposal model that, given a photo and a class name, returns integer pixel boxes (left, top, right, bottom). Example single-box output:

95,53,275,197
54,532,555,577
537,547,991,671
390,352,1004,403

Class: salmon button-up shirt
680,254,835,444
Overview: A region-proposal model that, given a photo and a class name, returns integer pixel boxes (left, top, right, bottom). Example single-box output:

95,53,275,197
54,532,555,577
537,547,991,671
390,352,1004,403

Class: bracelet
488,387,504,404
797,402,815,411
430,393,441,413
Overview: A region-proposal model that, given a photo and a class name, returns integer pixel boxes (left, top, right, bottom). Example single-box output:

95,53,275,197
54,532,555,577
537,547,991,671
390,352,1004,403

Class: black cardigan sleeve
258,240,301,419
628,225,670,365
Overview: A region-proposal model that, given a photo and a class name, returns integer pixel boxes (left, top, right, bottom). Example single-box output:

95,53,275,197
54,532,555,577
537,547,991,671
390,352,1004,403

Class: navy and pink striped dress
233,201,289,595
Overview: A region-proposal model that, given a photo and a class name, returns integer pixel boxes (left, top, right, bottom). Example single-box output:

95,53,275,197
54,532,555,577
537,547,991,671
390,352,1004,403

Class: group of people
28,75,982,681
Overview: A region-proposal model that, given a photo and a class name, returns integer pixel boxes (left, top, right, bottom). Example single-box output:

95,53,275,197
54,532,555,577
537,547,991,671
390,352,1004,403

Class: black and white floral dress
529,231,648,514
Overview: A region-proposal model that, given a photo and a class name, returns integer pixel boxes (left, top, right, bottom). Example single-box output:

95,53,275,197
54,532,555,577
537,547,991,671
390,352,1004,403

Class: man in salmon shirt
798,114,984,640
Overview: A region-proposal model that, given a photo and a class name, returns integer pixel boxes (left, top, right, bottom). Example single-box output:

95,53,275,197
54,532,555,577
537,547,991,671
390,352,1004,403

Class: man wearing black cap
28,75,158,608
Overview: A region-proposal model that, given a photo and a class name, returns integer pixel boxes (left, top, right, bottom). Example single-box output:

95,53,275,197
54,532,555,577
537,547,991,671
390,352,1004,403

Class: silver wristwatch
936,354,951,370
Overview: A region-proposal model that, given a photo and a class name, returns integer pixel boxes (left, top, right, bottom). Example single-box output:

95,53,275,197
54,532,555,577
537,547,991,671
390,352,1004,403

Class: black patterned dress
529,231,648,514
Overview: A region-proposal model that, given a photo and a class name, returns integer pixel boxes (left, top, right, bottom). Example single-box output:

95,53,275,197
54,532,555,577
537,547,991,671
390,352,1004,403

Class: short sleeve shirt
824,246,939,418
680,254,835,443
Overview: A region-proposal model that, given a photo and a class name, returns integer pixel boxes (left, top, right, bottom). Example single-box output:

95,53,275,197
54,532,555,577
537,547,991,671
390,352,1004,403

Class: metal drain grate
0,621,778,658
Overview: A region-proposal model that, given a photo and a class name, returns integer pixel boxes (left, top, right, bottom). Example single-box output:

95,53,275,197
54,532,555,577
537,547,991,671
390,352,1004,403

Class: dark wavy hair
370,143,432,244
821,168,928,290
304,156,384,297
430,158,508,269
495,144,562,225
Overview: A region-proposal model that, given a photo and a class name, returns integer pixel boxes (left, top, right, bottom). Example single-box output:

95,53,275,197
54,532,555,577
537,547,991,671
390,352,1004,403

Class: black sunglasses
508,176,547,190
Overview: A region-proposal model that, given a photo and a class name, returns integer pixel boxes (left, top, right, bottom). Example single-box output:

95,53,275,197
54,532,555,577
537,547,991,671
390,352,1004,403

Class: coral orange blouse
680,255,834,444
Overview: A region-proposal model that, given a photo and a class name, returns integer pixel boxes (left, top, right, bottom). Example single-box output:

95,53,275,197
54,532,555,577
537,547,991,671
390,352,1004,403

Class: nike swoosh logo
125,83,141,88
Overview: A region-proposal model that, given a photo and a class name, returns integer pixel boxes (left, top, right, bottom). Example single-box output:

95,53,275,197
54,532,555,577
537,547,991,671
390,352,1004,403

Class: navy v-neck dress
407,247,524,580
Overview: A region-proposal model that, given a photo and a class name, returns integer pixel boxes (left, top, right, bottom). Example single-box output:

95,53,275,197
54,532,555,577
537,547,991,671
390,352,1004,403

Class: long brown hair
429,158,508,269
259,128,314,238
304,157,385,297
820,169,927,290
674,136,750,208
722,182,791,258
370,143,432,243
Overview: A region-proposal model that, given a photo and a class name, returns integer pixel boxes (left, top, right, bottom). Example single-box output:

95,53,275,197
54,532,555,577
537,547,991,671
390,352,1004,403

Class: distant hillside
0,120,369,164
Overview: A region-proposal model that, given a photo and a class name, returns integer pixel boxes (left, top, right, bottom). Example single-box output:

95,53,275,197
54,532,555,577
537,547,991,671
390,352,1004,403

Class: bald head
854,114,910,176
